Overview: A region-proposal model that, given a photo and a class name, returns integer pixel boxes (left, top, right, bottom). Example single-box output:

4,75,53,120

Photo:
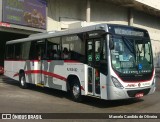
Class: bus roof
6,23,148,44
6,24,107,44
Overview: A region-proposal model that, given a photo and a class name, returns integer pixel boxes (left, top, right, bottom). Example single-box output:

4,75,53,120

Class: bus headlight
111,76,124,89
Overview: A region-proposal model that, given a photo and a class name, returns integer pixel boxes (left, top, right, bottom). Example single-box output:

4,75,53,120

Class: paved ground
0,75,160,122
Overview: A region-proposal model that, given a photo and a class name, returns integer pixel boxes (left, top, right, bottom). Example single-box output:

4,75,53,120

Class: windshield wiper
122,36,134,54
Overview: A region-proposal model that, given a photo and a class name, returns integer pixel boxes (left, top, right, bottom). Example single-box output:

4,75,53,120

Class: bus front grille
127,88,151,97
119,73,152,82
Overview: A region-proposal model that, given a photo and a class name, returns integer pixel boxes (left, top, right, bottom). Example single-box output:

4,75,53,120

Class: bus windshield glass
111,35,153,74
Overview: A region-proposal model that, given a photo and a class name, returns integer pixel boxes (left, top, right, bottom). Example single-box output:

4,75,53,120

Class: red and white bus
4,24,156,101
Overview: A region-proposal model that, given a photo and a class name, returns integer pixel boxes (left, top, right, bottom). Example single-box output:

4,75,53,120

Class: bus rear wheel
70,79,82,102
19,74,27,89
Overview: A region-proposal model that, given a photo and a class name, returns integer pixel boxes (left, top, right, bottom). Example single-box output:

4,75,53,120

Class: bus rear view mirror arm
101,32,114,50
101,32,112,37
109,38,114,50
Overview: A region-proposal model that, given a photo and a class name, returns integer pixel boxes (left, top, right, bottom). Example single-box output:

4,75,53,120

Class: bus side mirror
109,38,114,50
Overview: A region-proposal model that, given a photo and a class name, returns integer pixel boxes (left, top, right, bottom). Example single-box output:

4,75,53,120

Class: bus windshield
111,35,153,74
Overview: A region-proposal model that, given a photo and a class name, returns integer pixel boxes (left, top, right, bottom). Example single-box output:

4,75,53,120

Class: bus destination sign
114,28,144,37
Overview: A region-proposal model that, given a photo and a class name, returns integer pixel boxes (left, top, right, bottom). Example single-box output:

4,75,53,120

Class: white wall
0,0,2,21
47,0,128,31
47,0,86,31
91,0,128,25
135,0,160,11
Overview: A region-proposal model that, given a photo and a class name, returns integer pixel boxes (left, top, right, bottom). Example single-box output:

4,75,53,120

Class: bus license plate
135,93,144,98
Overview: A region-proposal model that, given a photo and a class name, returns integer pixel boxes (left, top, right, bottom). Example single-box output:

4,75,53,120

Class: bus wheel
19,74,27,89
70,79,82,102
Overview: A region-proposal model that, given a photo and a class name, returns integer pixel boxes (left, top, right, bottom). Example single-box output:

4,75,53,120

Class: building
0,0,160,69
0,0,47,66
47,0,160,69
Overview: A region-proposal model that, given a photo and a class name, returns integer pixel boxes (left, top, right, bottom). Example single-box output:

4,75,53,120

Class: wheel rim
21,76,25,86
73,84,80,97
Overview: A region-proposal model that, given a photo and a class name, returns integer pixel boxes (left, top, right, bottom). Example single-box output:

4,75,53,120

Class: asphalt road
0,75,160,122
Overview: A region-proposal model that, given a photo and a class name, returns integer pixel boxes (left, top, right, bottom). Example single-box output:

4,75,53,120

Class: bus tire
70,79,82,102
19,73,27,89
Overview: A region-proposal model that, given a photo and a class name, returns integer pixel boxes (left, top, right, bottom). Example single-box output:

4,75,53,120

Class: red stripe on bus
5,60,26,62
64,60,80,63
5,60,80,63
42,71,67,81
13,70,85,90
13,73,19,77
81,86,85,91
13,70,67,82
25,70,41,74
5,60,39,62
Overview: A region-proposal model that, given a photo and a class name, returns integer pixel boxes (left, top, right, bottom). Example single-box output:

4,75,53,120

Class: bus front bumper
107,85,156,100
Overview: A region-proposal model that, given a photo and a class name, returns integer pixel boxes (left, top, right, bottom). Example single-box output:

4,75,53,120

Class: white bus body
4,24,156,101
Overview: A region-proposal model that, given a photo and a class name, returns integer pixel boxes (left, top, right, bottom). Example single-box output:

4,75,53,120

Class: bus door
87,39,102,96
36,40,46,86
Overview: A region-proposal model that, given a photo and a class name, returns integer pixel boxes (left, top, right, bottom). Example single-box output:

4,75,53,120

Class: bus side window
62,47,70,59
61,34,85,62
21,42,31,60
47,37,61,60
48,49,59,59
6,44,14,59
15,43,22,60
29,41,40,60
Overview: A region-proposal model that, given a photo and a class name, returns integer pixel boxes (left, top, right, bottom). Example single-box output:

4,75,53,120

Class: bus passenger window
62,34,85,62
6,44,14,59
62,47,70,59
50,49,60,59
15,43,22,60
47,37,61,60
